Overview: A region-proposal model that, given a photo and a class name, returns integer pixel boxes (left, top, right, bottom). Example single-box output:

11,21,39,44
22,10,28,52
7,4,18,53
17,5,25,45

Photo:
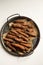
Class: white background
0,0,43,65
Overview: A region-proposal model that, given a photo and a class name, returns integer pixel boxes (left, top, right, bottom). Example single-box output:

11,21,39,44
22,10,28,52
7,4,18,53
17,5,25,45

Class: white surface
0,0,43,65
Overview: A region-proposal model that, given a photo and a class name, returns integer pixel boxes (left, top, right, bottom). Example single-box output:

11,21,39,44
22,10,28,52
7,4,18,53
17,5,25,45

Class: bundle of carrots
3,19,38,56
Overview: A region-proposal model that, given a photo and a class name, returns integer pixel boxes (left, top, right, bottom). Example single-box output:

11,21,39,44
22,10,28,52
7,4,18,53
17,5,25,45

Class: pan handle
7,13,20,22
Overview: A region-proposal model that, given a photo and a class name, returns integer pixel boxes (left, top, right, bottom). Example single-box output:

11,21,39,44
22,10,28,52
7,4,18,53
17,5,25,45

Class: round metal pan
0,14,40,57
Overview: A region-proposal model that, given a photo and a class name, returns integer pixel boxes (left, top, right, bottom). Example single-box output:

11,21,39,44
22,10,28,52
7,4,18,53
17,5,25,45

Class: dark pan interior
0,16,40,57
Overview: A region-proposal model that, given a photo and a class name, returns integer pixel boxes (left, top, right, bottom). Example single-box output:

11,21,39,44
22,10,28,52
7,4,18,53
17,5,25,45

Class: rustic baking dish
0,14,40,57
